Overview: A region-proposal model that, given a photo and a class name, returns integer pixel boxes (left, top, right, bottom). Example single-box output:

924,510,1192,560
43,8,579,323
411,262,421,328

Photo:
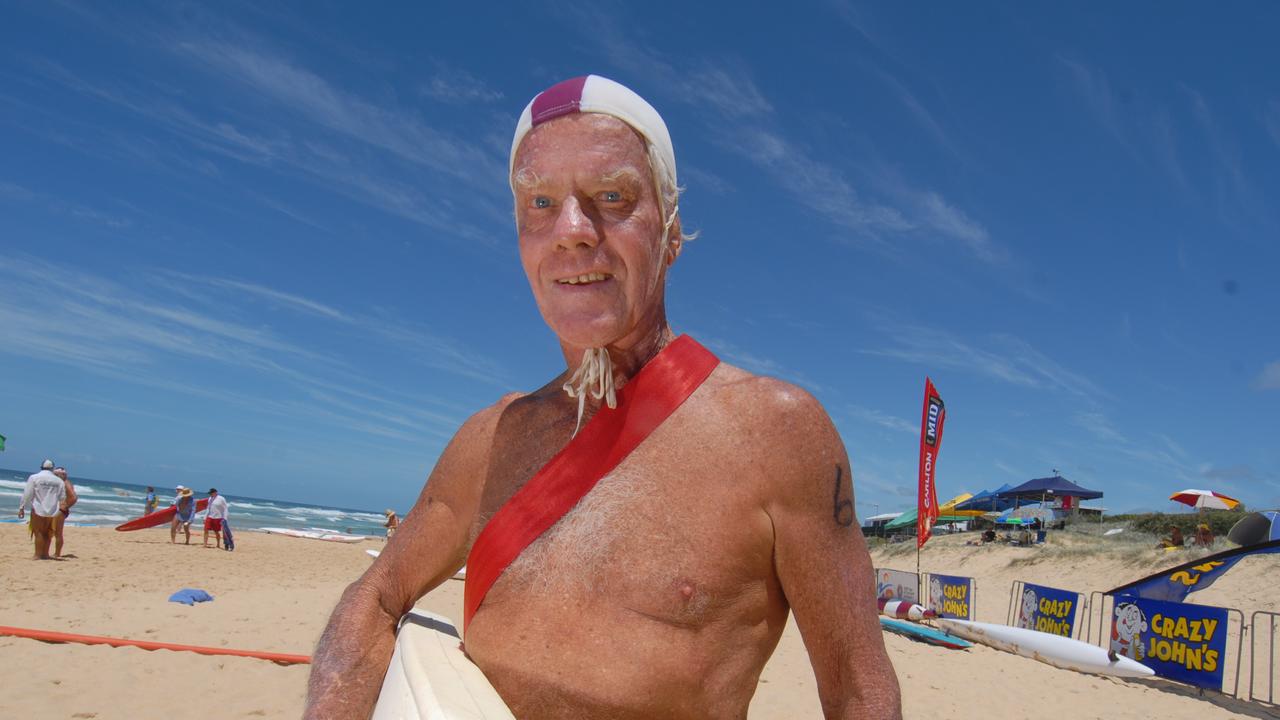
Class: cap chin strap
563,347,617,436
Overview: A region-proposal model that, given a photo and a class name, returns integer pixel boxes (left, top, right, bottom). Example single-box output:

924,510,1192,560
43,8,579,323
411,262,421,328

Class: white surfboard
372,610,514,720
262,527,366,543
935,619,1154,678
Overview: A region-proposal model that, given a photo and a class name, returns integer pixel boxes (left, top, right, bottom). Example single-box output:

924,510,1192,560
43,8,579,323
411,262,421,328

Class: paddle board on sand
261,527,365,543
935,619,1154,678
879,617,971,649
366,550,468,581
372,610,514,720
115,498,210,531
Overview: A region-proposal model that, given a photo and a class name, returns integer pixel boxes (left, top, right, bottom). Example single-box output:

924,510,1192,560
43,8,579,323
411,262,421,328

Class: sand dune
0,524,1275,718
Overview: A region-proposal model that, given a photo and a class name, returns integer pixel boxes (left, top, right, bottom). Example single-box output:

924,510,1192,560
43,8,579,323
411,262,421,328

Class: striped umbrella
1169,489,1241,511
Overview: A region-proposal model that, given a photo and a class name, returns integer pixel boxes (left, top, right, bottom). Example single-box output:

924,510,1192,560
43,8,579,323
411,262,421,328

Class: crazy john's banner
1110,595,1229,690
916,377,945,549
1015,582,1081,638
1107,538,1280,602
926,573,972,619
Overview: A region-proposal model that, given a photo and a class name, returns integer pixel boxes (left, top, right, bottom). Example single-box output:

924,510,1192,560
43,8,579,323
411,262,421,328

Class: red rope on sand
0,625,311,665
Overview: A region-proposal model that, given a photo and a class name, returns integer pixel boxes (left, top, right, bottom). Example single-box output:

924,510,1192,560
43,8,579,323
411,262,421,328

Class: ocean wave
63,513,130,523
0,479,28,491
231,501,282,511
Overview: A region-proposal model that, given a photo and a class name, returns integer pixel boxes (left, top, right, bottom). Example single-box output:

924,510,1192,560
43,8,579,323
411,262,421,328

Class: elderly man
307,76,899,719
18,459,67,560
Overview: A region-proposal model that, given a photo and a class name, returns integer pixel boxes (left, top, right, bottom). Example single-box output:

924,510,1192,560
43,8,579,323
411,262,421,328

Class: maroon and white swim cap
509,75,676,194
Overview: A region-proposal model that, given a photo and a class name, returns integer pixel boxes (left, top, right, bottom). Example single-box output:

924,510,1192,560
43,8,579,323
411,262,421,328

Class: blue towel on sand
168,588,214,605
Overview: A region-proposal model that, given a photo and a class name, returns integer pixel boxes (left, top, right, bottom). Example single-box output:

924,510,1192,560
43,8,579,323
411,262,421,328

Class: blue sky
1,1,1277,516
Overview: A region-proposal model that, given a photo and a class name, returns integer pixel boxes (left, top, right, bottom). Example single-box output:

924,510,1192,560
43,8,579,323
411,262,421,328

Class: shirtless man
306,75,900,719
50,466,78,557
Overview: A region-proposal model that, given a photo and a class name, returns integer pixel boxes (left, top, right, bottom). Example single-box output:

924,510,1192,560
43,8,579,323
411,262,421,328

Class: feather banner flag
917,378,946,549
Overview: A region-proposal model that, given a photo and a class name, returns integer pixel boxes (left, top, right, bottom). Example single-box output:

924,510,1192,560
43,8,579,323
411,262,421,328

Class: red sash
463,335,719,632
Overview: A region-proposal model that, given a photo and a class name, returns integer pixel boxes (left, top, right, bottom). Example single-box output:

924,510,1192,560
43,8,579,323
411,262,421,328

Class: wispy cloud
1256,361,1280,390
1265,100,1280,149
175,42,505,187
21,51,505,242
862,318,1107,400
0,180,133,229
0,256,504,446
845,404,917,435
1182,84,1270,230
1057,55,1128,145
420,64,505,104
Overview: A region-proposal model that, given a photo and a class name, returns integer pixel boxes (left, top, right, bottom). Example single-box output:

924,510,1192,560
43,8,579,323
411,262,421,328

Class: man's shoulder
459,391,525,435
704,362,829,429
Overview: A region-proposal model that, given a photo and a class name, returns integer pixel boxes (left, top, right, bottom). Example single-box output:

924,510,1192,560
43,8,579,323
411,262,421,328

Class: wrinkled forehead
511,114,652,189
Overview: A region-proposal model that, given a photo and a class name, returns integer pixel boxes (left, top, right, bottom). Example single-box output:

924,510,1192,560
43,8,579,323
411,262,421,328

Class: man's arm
19,477,33,515
304,399,510,720
761,382,902,719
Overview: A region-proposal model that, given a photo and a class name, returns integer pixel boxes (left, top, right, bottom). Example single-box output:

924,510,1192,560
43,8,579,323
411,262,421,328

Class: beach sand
1,524,1276,719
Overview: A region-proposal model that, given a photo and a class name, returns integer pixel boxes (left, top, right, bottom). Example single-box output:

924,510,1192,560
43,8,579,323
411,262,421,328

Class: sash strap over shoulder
462,335,719,633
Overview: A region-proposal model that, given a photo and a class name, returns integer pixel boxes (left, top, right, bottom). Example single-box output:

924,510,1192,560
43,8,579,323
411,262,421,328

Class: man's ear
666,216,683,266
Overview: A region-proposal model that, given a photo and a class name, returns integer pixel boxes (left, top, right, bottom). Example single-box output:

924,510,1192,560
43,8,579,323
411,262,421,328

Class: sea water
1,467,390,537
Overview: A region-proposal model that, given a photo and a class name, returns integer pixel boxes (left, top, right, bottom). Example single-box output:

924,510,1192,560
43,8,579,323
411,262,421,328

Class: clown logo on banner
1015,582,1079,638
1111,598,1148,661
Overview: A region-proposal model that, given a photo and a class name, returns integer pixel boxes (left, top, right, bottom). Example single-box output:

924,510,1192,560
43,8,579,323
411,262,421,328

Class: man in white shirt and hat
18,459,67,560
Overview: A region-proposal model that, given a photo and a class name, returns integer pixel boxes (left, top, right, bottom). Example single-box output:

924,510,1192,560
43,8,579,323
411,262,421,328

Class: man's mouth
556,272,612,286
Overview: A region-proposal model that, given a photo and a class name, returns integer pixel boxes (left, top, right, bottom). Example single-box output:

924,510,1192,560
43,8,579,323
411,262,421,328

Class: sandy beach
1,524,1276,719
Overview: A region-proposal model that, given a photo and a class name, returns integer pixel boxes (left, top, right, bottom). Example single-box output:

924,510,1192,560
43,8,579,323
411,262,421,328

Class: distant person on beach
308,76,899,719
17,459,66,560
171,487,196,545
382,510,398,541
1158,525,1185,549
50,466,78,558
1194,523,1215,548
202,488,229,549
144,486,158,515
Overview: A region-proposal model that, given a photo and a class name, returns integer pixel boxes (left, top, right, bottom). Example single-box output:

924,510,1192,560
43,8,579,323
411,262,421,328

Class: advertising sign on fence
1015,582,1080,638
1110,595,1229,690
875,568,919,603
927,573,973,619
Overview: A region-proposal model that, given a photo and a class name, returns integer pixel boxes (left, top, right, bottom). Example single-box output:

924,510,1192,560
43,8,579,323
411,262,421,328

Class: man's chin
545,317,627,351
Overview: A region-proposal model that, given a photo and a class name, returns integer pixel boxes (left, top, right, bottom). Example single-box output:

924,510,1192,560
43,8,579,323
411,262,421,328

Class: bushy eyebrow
598,167,644,188
512,166,645,195
512,167,545,195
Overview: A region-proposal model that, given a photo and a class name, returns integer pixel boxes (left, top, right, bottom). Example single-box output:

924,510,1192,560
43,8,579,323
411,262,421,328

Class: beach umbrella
1168,489,1240,511
1227,511,1280,546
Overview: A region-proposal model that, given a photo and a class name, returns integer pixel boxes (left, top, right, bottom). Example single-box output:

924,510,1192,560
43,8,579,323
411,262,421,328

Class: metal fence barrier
1250,610,1279,705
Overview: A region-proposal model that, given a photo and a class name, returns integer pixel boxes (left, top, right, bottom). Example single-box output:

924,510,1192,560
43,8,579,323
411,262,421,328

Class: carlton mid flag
917,378,946,548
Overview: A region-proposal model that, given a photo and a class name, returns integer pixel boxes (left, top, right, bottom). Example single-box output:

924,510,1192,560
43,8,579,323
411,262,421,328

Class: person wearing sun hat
307,76,898,718
382,509,399,541
170,486,196,545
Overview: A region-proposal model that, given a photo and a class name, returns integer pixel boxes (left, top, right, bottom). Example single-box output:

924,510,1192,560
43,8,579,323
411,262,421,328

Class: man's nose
552,195,601,251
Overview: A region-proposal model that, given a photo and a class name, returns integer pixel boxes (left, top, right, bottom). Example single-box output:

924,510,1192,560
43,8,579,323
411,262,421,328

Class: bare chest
472,412,775,630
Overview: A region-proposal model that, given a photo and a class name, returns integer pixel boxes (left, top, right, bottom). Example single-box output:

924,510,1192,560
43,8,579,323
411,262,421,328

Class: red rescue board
115,498,210,532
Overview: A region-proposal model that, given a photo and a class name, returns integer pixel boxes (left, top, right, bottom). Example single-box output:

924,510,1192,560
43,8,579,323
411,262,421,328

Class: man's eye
533,196,552,209
602,191,622,203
